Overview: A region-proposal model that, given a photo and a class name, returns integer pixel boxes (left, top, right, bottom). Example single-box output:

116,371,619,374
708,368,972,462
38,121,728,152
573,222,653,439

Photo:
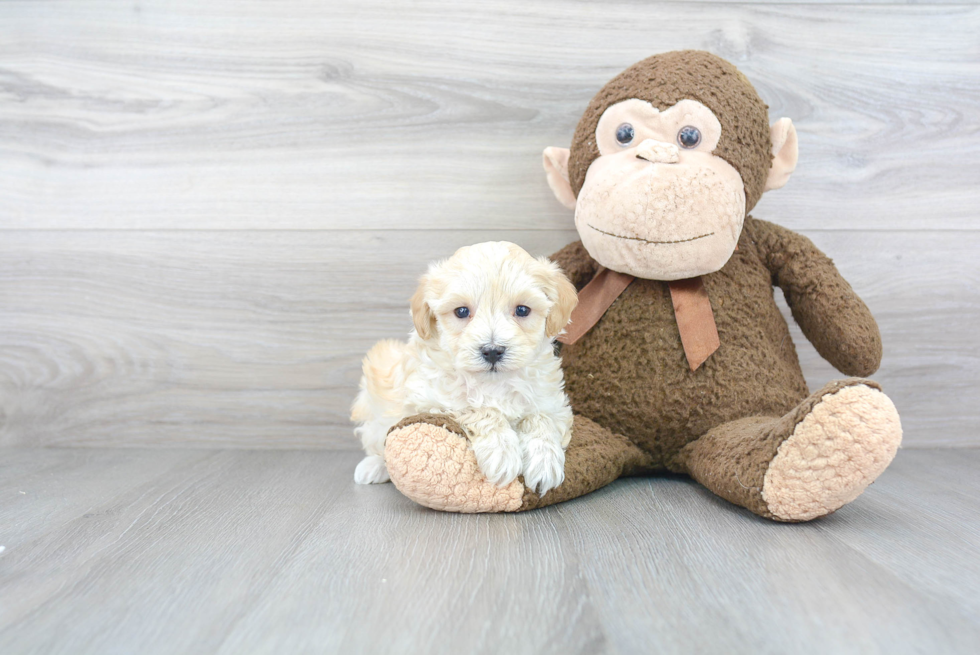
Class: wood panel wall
2,0,978,448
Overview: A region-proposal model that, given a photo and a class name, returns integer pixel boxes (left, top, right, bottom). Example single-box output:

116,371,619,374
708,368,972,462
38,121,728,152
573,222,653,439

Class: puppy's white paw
522,436,565,496
470,428,523,488
354,455,390,484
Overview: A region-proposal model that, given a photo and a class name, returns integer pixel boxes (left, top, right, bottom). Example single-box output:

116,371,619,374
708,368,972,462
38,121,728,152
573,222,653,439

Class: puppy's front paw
354,455,390,484
470,429,523,488
522,436,565,496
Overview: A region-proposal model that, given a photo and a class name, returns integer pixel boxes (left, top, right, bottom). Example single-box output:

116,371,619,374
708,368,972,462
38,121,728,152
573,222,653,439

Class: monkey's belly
560,276,809,469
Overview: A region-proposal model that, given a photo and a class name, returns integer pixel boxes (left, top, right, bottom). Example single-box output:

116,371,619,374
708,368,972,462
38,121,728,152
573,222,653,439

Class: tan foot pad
763,385,902,521
385,421,524,513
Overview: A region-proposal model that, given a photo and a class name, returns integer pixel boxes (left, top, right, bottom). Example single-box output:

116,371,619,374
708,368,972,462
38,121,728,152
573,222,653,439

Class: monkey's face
574,99,746,281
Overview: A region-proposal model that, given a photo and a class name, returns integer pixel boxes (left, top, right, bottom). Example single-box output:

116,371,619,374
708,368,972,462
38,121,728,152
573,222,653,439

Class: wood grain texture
0,448,205,551
1,1,978,231
1,229,977,449
0,448,978,654
0,230,573,449
1,1,977,449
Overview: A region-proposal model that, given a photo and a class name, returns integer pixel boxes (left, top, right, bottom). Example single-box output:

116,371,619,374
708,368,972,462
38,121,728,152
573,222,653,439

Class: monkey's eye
515,305,531,318
677,126,701,149
615,123,635,146
454,307,470,319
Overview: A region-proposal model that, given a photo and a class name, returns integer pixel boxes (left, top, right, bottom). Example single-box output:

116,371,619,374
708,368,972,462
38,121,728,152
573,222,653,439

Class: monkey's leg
384,413,652,513
677,379,902,522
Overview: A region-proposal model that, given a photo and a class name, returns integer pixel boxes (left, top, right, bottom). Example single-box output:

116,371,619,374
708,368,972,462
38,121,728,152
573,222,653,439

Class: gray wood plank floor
1,447,978,654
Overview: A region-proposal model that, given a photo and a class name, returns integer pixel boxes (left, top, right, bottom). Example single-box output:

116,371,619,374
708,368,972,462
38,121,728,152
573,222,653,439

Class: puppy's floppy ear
409,275,437,340
539,257,579,339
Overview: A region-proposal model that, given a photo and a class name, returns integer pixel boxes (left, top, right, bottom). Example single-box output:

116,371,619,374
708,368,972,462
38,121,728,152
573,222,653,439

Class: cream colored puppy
351,241,578,495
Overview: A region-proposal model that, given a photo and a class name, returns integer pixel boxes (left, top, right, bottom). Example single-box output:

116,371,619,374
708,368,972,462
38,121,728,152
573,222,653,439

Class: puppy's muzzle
480,346,506,365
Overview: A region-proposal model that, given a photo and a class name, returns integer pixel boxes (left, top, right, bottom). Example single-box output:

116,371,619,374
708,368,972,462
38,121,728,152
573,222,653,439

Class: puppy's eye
454,307,470,319
515,305,531,318
615,123,635,146
677,125,701,149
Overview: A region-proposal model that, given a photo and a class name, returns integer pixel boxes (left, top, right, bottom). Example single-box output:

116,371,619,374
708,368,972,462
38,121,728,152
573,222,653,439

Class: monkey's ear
764,118,798,192
543,147,577,210
409,278,437,340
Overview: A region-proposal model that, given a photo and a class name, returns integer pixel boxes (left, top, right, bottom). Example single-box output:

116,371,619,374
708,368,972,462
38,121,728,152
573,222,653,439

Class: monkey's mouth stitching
587,224,714,245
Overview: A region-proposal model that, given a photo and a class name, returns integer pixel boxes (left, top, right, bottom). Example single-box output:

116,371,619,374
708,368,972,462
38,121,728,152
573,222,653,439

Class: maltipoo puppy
350,241,578,495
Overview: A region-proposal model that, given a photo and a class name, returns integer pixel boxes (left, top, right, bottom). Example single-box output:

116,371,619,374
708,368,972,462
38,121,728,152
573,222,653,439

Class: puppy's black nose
481,346,506,365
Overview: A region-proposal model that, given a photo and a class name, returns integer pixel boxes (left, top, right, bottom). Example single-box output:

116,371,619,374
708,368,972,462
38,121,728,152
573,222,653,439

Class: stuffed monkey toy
381,50,902,521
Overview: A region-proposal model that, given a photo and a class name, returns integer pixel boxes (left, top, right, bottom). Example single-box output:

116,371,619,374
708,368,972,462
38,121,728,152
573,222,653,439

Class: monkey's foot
384,414,525,513
762,383,903,521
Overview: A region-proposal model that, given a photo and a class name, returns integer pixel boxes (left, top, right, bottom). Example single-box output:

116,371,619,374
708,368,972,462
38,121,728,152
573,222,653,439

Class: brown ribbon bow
557,268,719,371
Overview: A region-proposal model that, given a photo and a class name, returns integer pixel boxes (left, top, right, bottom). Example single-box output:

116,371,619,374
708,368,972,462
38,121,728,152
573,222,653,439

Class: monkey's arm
549,240,599,291
744,217,882,377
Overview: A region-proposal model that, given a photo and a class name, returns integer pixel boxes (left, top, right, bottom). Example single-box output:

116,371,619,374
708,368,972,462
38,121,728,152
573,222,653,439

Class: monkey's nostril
480,346,506,365
636,153,677,164
635,140,680,164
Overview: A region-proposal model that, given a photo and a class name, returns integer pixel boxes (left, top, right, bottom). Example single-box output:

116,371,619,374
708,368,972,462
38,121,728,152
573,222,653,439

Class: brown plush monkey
382,51,902,521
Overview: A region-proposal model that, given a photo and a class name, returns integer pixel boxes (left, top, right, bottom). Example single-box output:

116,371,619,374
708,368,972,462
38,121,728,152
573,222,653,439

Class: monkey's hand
748,218,882,377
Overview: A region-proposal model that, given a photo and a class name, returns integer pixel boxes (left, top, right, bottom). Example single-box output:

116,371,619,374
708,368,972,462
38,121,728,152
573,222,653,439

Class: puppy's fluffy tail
350,339,408,424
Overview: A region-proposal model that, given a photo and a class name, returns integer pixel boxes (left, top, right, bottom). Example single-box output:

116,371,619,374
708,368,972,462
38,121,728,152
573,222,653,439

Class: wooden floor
1,447,978,654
